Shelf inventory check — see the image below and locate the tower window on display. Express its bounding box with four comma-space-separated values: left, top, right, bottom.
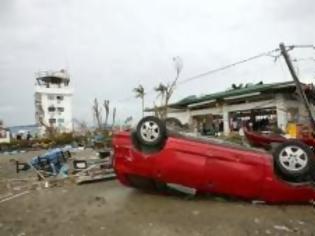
56, 96, 64, 101
49, 118, 56, 124
48, 106, 56, 112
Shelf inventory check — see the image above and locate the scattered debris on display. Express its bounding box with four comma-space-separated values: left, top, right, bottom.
254, 218, 260, 224
297, 220, 305, 225
192, 210, 200, 216
273, 225, 292, 232
13, 147, 116, 186
0, 190, 30, 204
94, 196, 107, 204
73, 159, 116, 184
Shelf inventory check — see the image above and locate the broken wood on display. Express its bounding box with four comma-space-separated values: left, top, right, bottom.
0, 190, 30, 204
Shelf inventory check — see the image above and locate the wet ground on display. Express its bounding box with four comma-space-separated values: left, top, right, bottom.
1, 150, 315, 236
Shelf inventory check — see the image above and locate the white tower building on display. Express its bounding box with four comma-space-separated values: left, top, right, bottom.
35, 69, 73, 135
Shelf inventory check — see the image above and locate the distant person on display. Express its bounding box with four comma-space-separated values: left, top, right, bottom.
26, 132, 32, 140
232, 118, 238, 131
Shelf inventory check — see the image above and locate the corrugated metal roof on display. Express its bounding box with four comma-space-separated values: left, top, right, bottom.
172, 81, 296, 107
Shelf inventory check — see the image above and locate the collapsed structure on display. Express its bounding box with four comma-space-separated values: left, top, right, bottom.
34, 69, 73, 135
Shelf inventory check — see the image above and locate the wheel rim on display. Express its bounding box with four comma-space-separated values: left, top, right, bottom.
279, 145, 308, 172
140, 120, 160, 143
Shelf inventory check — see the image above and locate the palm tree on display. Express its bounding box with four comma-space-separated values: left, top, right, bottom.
154, 57, 183, 119
92, 98, 103, 130
154, 83, 168, 119
103, 100, 110, 127
133, 84, 145, 117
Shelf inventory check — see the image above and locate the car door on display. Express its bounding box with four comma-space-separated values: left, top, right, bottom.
203, 143, 267, 199
154, 138, 208, 189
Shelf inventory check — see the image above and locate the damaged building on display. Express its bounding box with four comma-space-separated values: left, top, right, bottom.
157, 81, 315, 135
34, 69, 73, 135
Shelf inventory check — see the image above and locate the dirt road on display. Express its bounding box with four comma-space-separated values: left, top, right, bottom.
0, 150, 315, 236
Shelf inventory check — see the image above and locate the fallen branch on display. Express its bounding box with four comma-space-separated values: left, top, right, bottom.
0, 178, 30, 182
29, 163, 46, 181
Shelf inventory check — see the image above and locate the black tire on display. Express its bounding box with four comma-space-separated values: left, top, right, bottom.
131, 130, 162, 154
273, 140, 315, 182
136, 116, 167, 148
165, 117, 183, 130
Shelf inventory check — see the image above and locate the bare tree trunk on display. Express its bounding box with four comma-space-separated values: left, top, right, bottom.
164, 72, 180, 118
153, 103, 163, 119
92, 98, 102, 130
141, 98, 144, 117
112, 107, 116, 128
104, 100, 110, 127
154, 56, 183, 120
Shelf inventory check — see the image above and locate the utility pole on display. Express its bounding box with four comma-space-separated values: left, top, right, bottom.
279, 43, 315, 129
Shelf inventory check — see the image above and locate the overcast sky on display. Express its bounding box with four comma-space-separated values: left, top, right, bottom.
0, 0, 314, 126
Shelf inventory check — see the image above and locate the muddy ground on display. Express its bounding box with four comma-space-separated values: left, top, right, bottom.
0, 150, 315, 236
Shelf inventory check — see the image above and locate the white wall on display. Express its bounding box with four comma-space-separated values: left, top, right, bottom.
167, 109, 190, 125
35, 87, 73, 133
0, 131, 10, 143
153, 94, 309, 135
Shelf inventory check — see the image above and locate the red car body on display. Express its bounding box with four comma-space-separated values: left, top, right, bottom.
244, 129, 315, 149
113, 131, 315, 204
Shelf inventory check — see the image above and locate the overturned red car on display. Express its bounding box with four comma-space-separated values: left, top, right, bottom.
113, 116, 315, 204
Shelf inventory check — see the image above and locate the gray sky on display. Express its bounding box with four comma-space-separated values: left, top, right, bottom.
0, 0, 314, 126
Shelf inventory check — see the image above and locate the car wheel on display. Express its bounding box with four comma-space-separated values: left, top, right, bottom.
136, 116, 167, 148
165, 117, 183, 130
273, 140, 315, 181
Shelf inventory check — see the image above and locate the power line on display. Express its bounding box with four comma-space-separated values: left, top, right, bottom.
177, 44, 314, 86
292, 57, 315, 63
114, 44, 315, 104
289, 44, 315, 50
116, 48, 280, 103
177, 48, 280, 85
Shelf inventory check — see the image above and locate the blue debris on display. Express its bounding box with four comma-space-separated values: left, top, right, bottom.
30, 148, 68, 176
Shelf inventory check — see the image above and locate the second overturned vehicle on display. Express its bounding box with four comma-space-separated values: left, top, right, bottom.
113, 116, 315, 204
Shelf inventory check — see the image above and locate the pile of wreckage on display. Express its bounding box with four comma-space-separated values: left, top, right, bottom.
0, 147, 116, 203
15, 147, 116, 185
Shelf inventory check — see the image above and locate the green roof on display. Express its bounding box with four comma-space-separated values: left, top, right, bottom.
172, 81, 297, 108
